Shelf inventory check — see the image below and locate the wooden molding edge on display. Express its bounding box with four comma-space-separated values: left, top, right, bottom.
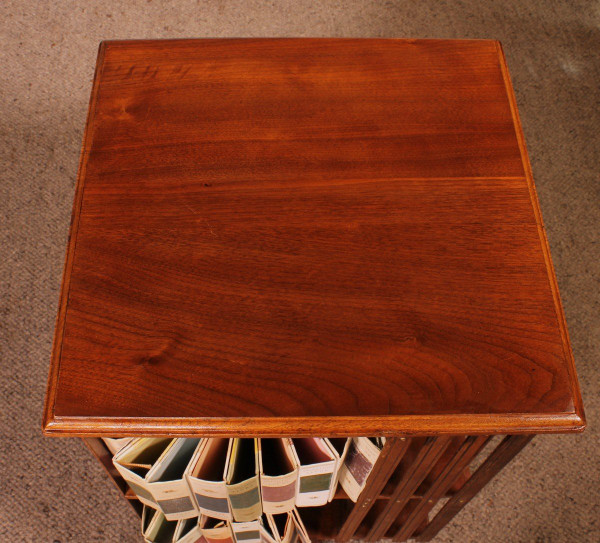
495, 40, 586, 431
43, 412, 585, 438
41, 41, 108, 435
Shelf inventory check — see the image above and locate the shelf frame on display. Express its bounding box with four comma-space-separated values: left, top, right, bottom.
83, 433, 533, 542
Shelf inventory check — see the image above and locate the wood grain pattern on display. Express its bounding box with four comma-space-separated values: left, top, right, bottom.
43, 38, 584, 437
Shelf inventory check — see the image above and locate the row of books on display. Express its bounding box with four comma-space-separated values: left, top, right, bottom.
142, 506, 310, 543
109, 437, 385, 523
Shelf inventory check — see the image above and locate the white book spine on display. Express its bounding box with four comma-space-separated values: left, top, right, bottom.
202, 522, 235, 543
149, 479, 198, 521
337, 437, 382, 502
295, 462, 336, 507
187, 477, 233, 521
232, 520, 262, 543
261, 469, 298, 514
113, 463, 157, 507
227, 475, 262, 522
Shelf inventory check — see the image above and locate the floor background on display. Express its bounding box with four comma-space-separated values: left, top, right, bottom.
1, 1, 598, 541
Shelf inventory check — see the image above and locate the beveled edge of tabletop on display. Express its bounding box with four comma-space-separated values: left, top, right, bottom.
42, 39, 586, 438
42, 412, 585, 438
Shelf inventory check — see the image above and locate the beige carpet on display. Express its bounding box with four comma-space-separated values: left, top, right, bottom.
1, 1, 598, 541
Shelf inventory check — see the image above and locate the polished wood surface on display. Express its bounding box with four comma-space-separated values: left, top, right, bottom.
44, 39, 584, 436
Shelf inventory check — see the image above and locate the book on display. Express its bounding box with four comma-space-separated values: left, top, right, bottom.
290, 439, 337, 507
200, 516, 235, 543
258, 515, 278, 543
225, 438, 262, 521
144, 438, 201, 520
113, 438, 173, 507
141, 505, 178, 543
324, 438, 351, 500
289, 509, 310, 543
258, 439, 298, 514
337, 437, 385, 502
265, 513, 294, 543
142, 505, 154, 535
102, 437, 133, 455
173, 517, 206, 543
187, 438, 233, 520
231, 520, 262, 543
265, 510, 310, 543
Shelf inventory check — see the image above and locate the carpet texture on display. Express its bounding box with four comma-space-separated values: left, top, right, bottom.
1, 1, 598, 541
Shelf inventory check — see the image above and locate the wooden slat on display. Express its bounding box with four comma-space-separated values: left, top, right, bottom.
337, 438, 410, 542
365, 436, 452, 541
418, 434, 533, 541
124, 488, 138, 500
394, 435, 489, 541
82, 438, 143, 517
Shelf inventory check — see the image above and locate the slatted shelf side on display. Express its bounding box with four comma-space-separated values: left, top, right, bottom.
81, 434, 534, 542
393, 435, 489, 541
417, 434, 534, 541
365, 437, 452, 541
82, 437, 143, 517
336, 438, 411, 542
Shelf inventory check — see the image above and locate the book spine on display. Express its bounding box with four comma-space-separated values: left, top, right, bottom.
187, 478, 232, 521
227, 475, 262, 522
231, 520, 262, 543
151, 479, 198, 520
338, 438, 380, 502
295, 464, 335, 507
202, 526, 235, 543
261, 471, 297, 514
114, 464, 157, 507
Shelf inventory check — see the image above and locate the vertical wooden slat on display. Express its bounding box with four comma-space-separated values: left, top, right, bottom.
417, 434, 533, 541
82, 438, 143, 517
393, 435, 489, 541
365, 436, 452, 541
337, 437, 411, 542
